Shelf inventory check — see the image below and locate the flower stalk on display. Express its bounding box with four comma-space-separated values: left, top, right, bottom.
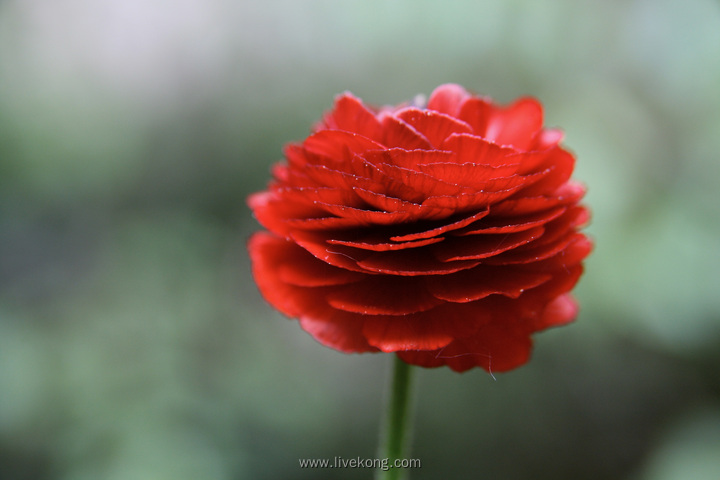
377, 355, 416, 480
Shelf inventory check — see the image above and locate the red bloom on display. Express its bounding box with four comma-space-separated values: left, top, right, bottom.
248, 84, 591, 373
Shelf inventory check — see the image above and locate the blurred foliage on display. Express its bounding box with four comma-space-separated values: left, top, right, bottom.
1, 0, 719, 479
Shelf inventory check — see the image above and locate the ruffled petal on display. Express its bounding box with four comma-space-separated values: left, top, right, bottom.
357, 248, 480, 276
277, 186, 364, 209
531, 128, 564, 150
416, 161, 520, 187
397, 322, 533, 373
319, 92, 384, 142
425, 265, 552, 303
327, 234, 444, 252
300, 159, 426, 206
426, 83, 471, 117
516, 147, 576, 196
396, 108, 474, 147
381, 115, 433, 149
514, 234, 593, 273
362, 302, 490, 352
248, 232, 314, 318
457, 97, 495, 137
366, 148, 454, 170
363, 316, 454, 352
483, 231, 580, 265
313, 201, 415, 225
532, 294, 578, 330
248, 190, 333, 235
376, 163, 472, 198
512, 265, 584, 314
489, 196, 558, 216
419, 176, 541, 210
291, 230, 372, 273
299, 312, 378, 353
277, 247, 365, 287
432, 226, 545, 262
249, 233, 374, 352
389, 208, 490, 242
326, 276, 443, 315
455, 207, 566, 235
483, 97, 544, 150
351, 186, 447, 219
302, 130, 384, 168
441, 133, 519, 168
283, 216, 366, 230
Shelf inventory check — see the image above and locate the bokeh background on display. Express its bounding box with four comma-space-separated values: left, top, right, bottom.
1, 0, 719, 479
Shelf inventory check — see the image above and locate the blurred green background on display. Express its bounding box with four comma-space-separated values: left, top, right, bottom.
1, 0, 719, 479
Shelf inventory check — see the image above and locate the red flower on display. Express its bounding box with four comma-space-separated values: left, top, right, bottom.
248, 84, 591, 373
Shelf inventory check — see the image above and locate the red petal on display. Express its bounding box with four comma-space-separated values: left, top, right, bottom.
327, 234, 444, 252
299, 312, 378, 353
516, 265, 584, 311
417, 161, 520, 187
533, 294, 578, 330
381, 115, 433, 149
390, 208, 490, 242
361, 302, 489, 352
277, 248, 365, 287
425, 265, 552, 302
455, 207, 566, 235
302, 161, 428, 205
530, 206, 588, 245
354, 188, 464, 221
396, 108, 474, 147
483, 231, 580, 265
291, 230, 372, 273
397, 322, 533, 373
249, 234, 372, 353
432, 226, 544, 262
319, 92, 384, 142
302, 130, 384, 167
357, 248, 480, 276
375, 162, 471, 198
516, 234, 592, 272
484, 97, 544, 150
327, 277, 443, 315
313, 201, 415, 225
441, 133, 519, 167
283, 144, 309, 170
516, 148, 576, 196
301, 161, 365, 189
394, 351, 446, 369
368, 148, 454, 170
531, 128, 564, 150
555, 181, 587, 204
420, 172, 544, 210
283, 216, 365, 230
248, 191, 332, 235
427, 83, 471, 116
490, 195, 566, 216
277, 186, 364, 209
363, 316, 454, 351
350, 186, 429, 215
457, 97, 495, 137
249, 232, 312, 318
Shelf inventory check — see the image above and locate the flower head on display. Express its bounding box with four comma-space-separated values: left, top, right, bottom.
248, 84, 591, 373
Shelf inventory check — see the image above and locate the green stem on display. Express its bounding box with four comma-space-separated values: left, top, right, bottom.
376, 355, 416, 480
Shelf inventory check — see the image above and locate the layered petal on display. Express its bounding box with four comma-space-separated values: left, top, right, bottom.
247, 84, 591, 373
426, 83, 471, 117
